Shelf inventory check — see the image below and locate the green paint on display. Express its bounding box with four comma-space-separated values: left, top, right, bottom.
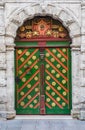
15, 41, 71, 115
45, 47, 71, 114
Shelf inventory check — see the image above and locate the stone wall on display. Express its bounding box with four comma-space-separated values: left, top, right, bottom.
0, 0, 85, 120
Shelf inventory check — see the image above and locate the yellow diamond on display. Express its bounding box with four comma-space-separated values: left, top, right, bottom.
51, 58, 55, 62
25, 52, 30, 56
29, 104, 33, 108
51, 92, 55, 96
46, 76, 51, 81
62, 69, 66, 73
20, 91, 24, 96
56, 64, 61, 68
34, 65, 38, 69
52, 102, 56, 107
18, 50, 22, 54
32, 56, 36, 60
62, 80, 66, 84
62, 49, 66, 52
46, 64, 50, 69
28, 61, 32, 65
46, 98, 50, 102
57, 86, 61, 90
18, 70, 22, 75
27, 84, 31, 88
61, 58, 65, 62
56, 74, 60, 78
51, 70, 55, 74
20, 57, 24, 62
24, 65, 28, 68
27, 95, 31, 99
57, 54, 61, 58
20, 102, 25, 106
56, 97, 61, 102
46, 86, 50, 91
34, 99, 37, 104
52, 49, 56, 53
62, 102, 66, 106
46, 53, 50, 57
22, 77, 26, 82
63, 91, 67, 96
35, 88, 39, 92
52, 82, 56, 86
34, 76, 38, 81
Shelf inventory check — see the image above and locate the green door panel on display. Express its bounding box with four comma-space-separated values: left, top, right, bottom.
15, 48, 40, 114
45, 48, 71, 114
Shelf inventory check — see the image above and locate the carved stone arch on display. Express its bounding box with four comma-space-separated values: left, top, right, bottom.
6, 5, 80, 42
5, 4, 81, 119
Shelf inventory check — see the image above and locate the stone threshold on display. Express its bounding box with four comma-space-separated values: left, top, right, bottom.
15, 115, 72, 119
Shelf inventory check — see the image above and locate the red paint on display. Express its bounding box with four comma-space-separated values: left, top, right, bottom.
40, 95, 45, 114
38, 42, 46, 47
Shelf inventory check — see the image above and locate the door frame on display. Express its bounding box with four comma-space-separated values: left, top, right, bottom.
15, 39, 72, 115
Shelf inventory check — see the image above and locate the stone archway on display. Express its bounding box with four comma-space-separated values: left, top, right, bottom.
5, 4, 81, 119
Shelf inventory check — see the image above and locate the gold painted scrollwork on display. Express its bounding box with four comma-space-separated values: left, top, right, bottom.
17, 17, 69, 39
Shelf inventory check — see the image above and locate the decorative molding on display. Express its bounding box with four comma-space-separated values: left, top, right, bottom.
6, 4, 80, 43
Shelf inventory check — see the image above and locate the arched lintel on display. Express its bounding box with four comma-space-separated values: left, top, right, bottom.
5, 5, 80, 46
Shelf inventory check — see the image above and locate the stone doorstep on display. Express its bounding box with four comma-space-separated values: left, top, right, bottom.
15, 115, 72, 120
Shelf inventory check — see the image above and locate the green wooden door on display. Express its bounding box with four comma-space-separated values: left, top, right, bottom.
15, 41, 71, 115
45, 47, 71, 114
15, 48, 40, 114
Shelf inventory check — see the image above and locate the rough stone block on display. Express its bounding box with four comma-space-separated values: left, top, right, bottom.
80, 110, 85, 120
71, 109, 80, 119
69, 23, 80, 37
80, 53, 85, 66
0, 87, 7, 103
81, 44, 85, 52
0, 53, 6, 69
0, 45, 6, 52
0, 26, 5, 35
81, 35, 85, 44
80, 87, 85, 103
6, 22, 18, 38
0, 71, 6, 87
72, 36, 81, 47
0, 104, 6, 111
5, 36, 14, 45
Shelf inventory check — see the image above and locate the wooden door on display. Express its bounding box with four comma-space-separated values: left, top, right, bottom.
15, 41, 71, 115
